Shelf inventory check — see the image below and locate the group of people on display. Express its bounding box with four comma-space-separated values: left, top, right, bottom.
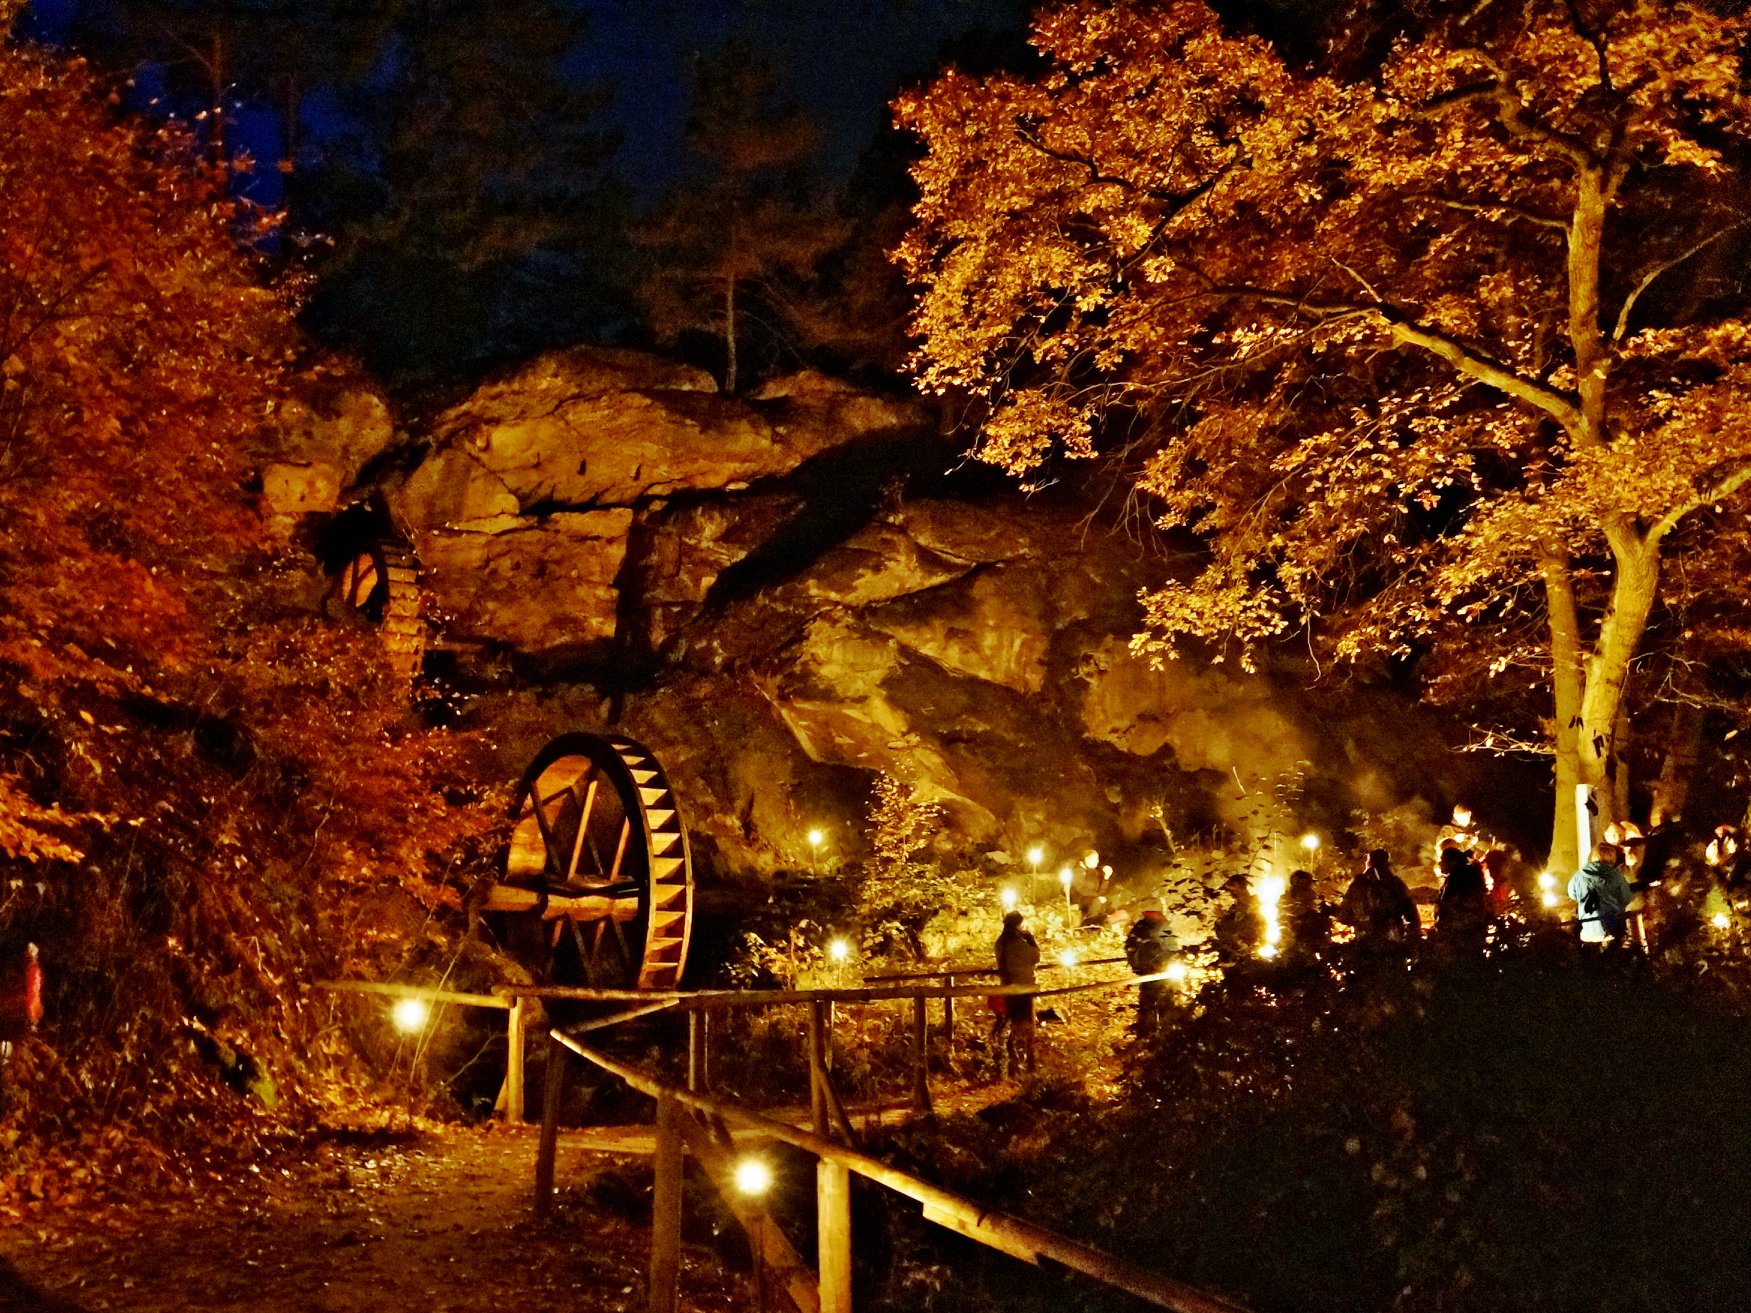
982, 810, 1740, 1074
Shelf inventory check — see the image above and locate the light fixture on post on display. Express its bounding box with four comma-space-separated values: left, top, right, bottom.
1058, 865, 1074, 912
827, 937, 852, 964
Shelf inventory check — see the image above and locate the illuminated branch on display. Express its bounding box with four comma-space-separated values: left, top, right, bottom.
1612, 221, 1751, 344
1648, 463, 1751, 545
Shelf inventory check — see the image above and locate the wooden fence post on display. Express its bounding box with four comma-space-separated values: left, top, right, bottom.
535, 1032, 567, 1217
504, 998, 526, 1124
817, 1159, 853, 1313
910, 994, 932, 1115
649, 1094, 684, 1313
687, 1011, 701, 1093
808, 1000, 830, 1136
942, 974, 955, 1066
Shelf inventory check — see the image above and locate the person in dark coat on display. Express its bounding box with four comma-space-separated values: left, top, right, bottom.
991, 911, 1040, 1075
1435, 844, 1490, 945
1284, 869, 1332, 963
1340, 849, 1421, 947
1211, 874, 1261, 965
1124, 905, 1179, 1037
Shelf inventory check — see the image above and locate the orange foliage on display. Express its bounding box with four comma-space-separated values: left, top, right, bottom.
0, 45, 496, 1162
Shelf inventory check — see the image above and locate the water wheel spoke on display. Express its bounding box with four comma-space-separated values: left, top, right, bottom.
567, 776, 599, 881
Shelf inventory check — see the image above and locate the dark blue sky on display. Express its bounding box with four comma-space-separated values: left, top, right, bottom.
24, 0, 1033, 196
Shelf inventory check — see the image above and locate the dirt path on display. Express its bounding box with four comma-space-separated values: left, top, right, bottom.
0, 1126, 742, 1313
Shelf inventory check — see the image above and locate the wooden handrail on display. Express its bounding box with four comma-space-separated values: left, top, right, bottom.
318, 979, 512, 1010
497, 970, 1172, 1008
862, 955, 1126, 983
553, 1032, 1250, 1313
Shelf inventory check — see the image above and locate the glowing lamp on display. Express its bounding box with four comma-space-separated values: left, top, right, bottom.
1264, 922, 1282, 945
1540, 890, 1559, 908
806, 827, 825, 849
827, 938, 852, 963
733, 1156, 773, 1198
391, 997, 430, 1034
1258, 943, 1278, 959
1059, 866, 1074, 890
1164, 961, 1188, 983
1713, 912, 1732, 930
1027, 845, 1045, 867
1058, 949, 1079, 968
1000, 887, 1019, 912
1300, 833, 1321, 852
1537, 871, 1557, 890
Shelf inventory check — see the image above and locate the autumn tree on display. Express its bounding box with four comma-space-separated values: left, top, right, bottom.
639, 41, 845, 392
899, 0, 1751, 869
0, 43, 489, 1158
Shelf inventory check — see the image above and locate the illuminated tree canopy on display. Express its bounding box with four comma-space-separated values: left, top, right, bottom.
899, 0, 1751, 866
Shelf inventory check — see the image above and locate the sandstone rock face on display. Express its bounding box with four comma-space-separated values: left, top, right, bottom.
287, 346, 1522, 882
414, 509, 631, 654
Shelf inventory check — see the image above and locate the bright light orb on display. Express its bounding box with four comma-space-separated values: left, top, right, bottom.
827, 938, 852, 963
1058, 948, 1079, 968
1540, 890, 1560, 908
1713, 912, 1732, 930
1000, 887, 1019, 912
1027, 844, 1045, 866
733, 1156, 773, 1197
1537, 871, 1557, 890
1164, 961, 1189, 983
806, 827, 825, 849
1258, 943, 1278, 959
1058, 866, 1074, 889
391, 997, 430, 1034
1300, 833, 1321, 852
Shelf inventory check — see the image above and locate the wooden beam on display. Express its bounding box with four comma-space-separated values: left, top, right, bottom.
478, 886, 639, 921
503, 998, 526, 1124
911, 994, 932, 1116
807, 1001, 829, 1138
817, 1160, 852, 1313
535, 1033, 567, 1218
318, 979, 511, 1010
501, 971, 1174, 1009
649, 1094, 683, 1313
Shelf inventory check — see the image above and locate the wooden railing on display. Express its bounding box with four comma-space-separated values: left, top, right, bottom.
549, 1030, 1249, 1313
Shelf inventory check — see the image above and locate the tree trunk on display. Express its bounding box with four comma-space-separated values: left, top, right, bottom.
1573, 533, 1662, 846
1650, 701, 1704, 828
723, 225, 738, 394
1544, 549, 1585, 874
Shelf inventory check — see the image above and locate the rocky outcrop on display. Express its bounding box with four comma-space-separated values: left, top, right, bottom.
279, 346, 1525, 882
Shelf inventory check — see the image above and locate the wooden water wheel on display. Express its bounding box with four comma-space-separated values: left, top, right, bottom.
327, 537, 425, 679
482, 733, 694, 991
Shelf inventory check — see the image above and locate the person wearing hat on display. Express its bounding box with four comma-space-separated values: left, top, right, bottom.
991, 911, 1040, 1076
1124, 902, 1178, 1037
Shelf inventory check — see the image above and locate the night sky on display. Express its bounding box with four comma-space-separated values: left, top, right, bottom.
23, 0, 1035, 194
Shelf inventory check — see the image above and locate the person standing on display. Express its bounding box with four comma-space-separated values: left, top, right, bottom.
1435, 845, 1490, 946
1569, 842, 1636, 946
1284, 869, 1332, 963
1124, 904, 1178, 1038
1340, 849, 1421, 947
992, 911, 1040, 1076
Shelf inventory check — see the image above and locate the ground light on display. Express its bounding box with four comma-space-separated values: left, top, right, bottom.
391, 997, 430, 1035
1165, 961, 1188, 983
1059, 866, 1074, 911
734, 1157, 773, 1313
1058, 948, 1078, 968
1000, 886, 1018, 912
1300, 832, 1321, 852
1714, 912, 1732, 930
827, 937, 852, 963
806, 827, 825, 849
